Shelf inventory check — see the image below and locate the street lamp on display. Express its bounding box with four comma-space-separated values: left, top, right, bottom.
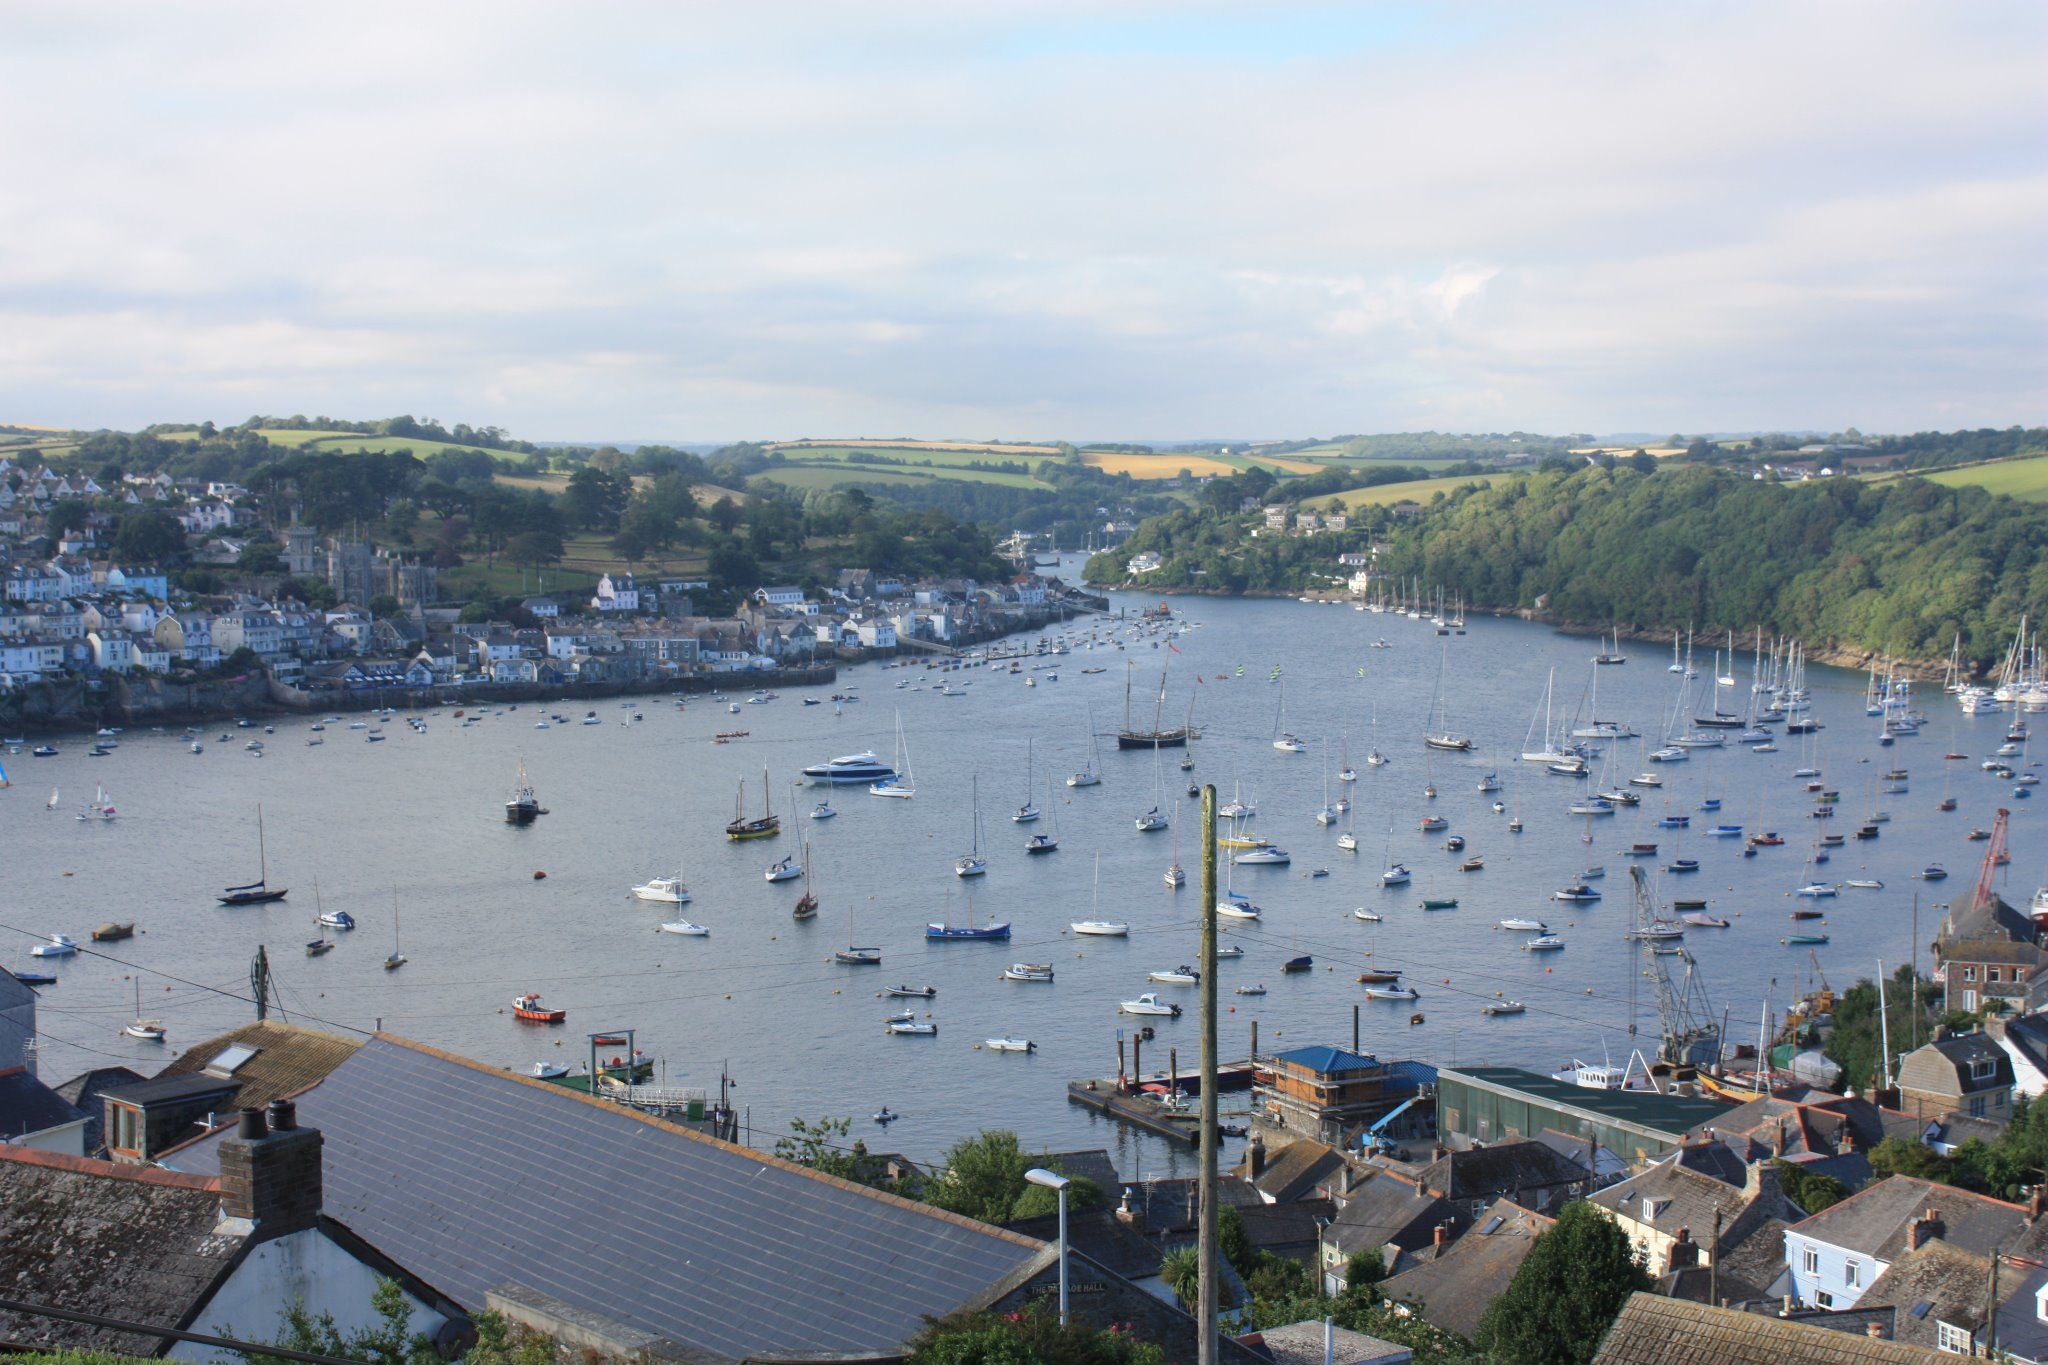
1026, 1168, 1073, 1325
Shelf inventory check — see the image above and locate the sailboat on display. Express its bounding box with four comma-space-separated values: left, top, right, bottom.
1365, 703, 1388, 767
46, 786, 58, 812
383, 891, 407, 970
122, 978, 165, 1042
1336, 733, 1356, 784
870, 710, 916, 797
1423, 647, 1473, 750
1067, 706, 1103, 786
726, 765, 782, 839
1073, 853, 1130, 934
794, 843, 819, 918
1013, 738, 1041, 822
218, 805, 288, 905
1379, 826, 1411, 885
1179, 699, 1197, 772
836, 897, 881, 964
1337, 781, 1359, 851
1521, 669, 1570, 763
1136, 744, 1169, 831
955, 777, 989, 876
1593, 628, 1626, 665
1026, 774, 1061, 853
1314, 764, 1339, 825
1165, 818, 1187, 886
926, 886, 1010, 939
1118, 665, 1190, 747
1271, 679, 1307, 753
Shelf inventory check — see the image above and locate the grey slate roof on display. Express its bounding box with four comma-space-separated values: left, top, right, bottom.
50, 1065, 143, 1154
1594, 1293, 1944, 1363
1246, 1319, 1413, 1364
1791, 1175, 2028, 1260
1418, 1139, 1588, 1202
1859, 1240, 1991, 1349
1249, 1138, 1345, 1203
0, 1144, 239, 1356
1379, 1197, 1550, 1341
164, 1034, 1050, 1359
1590, 1152, 1765, 1237
0, 1067, 87, 1142
1328, 1171, 1464, 1257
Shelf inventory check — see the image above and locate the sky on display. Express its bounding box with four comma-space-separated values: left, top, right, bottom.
1, 2, 2043, 443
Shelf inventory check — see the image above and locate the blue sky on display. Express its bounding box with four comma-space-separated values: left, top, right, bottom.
0, 1, 2041, 441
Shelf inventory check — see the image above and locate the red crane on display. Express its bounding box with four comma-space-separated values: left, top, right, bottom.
1973, 807, 2010, 915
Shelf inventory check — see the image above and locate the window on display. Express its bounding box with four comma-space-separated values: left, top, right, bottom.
1971, 1057, 1998, 1081
1845, 1259, 1861, 1289
1938, 1320, 1972, 1353
1815, 1291, 1834, 1309
1802, 1246, 1819, 1274
1964, 966, 1978, 982
1991, 967, 2005, 983
1970, 1095, 1986, 1118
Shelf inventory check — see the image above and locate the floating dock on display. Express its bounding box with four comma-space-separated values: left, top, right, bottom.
1066, 1059, 1259, 1146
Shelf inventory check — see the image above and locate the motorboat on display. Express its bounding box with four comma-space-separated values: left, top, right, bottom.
1657, 814, 1690, 829
1917, 865, 1949, 881
1681, 912, 1732, 928
1459, 855, 1485, 872
1282, 955, 1313, 973
30, 935, 78, 958
1421, 897, 1459, 910
1498, 918, 1548, 932
1364, 985, 1420, 1001
803, 751, 897, 785
1233, 845, 1290, 866
835, 946, 883, 964
512, 993, 566, 1024
1120, 993, 1182, 1016
1553, 883, 1602, 902
1796, 882, 1838, 898
985, 1038, 1035, 1053
318, 908, 355, 930
1482, 1001, 1526, 1016
1418, 814, 1448, 831
1353, 908, 1384, 922
1148, 966, 1200, 985
1215, 944, 1245, 959
1002, 962, 1056, 983
633, 876, 691, 904
1846, 878, 1884, 889
658, 917, 711, 936
1630, 772, 1663, 787
1071, 921, 1130, 936
886, 1020, 939, 1036
123, 1019, 167, 1041
91, 922, 134, 942
1234, 984, 1267, 996
1525, 934, 1566, 951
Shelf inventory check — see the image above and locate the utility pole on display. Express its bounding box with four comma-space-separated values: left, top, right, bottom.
1197, 781, 1219, 1365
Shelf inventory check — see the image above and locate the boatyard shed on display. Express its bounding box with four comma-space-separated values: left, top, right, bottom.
1436, 1067, 1727, 1163
164, 1034, 1055, 1360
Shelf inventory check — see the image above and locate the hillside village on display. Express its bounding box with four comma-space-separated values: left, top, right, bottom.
0, 455, 1089, 710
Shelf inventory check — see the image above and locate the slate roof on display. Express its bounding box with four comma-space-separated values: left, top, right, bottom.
162, 1034, 1050, 1359
1270, 1045, 1381, 1076
1418, 1139, 1587, 1202
1244, 1319, 1413, 1364
1590, 1152, 1769, 1237
0, 1144, 239, 1356
1593, 1292, 1945, 1363
1714, 1216, 1794, 1301
1859, 1240, 1991, 1349
51, 1065, 143, 1154
1379, 1197, 1551, 1341
0, 1066, 87, 1143
100, 1071, 244, 1107
1532, 1126, 1627, 1183
1789, 1175, 2028, 1261
1250, 1138, 1346, 1203
1328, 1171, 1464, 1257
1005, 1205, 1161, 1281
154, 1018, 363, 1112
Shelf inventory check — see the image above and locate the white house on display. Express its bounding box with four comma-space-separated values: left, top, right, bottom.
590, 573, 641, 613
1126, 551, 1163, 575
753, 585, 806, 609
855, 621, 897, 650
1782, 1176, 2028, 1311
86, 630, 136, 673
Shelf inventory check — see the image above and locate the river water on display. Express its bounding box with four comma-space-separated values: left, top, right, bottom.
6, 562, 2030, 1172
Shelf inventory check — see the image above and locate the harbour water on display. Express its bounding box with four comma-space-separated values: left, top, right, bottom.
6, 565, 2031, 1169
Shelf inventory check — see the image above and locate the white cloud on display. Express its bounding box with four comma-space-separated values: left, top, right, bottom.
0, 1, 2040, 438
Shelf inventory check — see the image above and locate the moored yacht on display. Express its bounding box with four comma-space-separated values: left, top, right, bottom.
802, 751, 897, 785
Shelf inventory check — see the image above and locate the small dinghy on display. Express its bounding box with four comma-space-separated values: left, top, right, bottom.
305, 938, 334, 956
887, 984, 938, 998
1682, 911, 1732, 928
872, 1108, 900, 1124
1482, 1000, 1525, 1016
1003, 963, 1055, 982
886, 1020, 938, 1036
1459, 855, 1485, 872
1235, 983, 1267, 996
1365, 985, 1420, 1001
1353, 908, 1384, 922
527, 1061, 569, 1080
985, 1037, 1035, 1053
1281, 955, 1313, 973
1498, 918, 1547, 932
1846, 878, 1884, 890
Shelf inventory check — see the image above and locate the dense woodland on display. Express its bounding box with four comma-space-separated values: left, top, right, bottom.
1092, 464, 2048, 666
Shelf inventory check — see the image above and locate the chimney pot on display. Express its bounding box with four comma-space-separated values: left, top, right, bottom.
1248, 1135, 1266, 1179
1866, 1322, 1887, 1339
236, 1107, 267, 1140
267, 1098, 295, 1131
1780, 1294, 1793, 1318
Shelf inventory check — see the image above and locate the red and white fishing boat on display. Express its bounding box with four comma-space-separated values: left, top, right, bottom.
512, 992, 566, 1024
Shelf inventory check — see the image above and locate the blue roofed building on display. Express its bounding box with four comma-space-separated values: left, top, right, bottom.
1255, 1045, 1437, 1146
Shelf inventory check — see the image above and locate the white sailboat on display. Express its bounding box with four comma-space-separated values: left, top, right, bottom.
1165, 817, 1186, 887
955, 777, 988, 877
1067, 705, 1103, 787
869, 709, 916, 797
1423, 647, 1473, 750
1013, 738, 1041, 822
1072, 854, 1130, 935
1271, 679, 1307, 753
1365, 703, 1388, 767
1521, 668, 1571, 763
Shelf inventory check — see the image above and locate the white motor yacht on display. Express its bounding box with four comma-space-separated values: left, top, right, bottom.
632, 876, 691, 904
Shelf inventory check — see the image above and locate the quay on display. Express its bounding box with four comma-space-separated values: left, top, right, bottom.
1067, 1058, 1258, 1147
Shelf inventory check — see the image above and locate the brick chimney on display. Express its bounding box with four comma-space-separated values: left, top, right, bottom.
1432, 1221, 1452, 1253
1247, 1135, 1266, 1180
1668, 1226, 1699, 1270
2031, 1186, 2045, 1223
1115, 1186, 1143, 1229
1907, 1208, 1946, 1251
1743, 1156, 1780, 1204
218, 1099, 323, 1237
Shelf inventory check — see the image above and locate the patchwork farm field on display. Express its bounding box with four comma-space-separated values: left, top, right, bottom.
1333, 472, 1509, 508
1920, 456, 2048, 503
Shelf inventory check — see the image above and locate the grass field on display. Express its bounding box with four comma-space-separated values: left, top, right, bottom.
754, 463, 1049, 491
1333, 472, 1509, 509
151, 427, 536, 462
768, 438, 1063, 456
1920, 456, 2048, 502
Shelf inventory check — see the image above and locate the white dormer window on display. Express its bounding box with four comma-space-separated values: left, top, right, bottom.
1938, 1321, 1972, 1353
1642, 1196, 1669, 1223
1971, 1057, 1997, 1081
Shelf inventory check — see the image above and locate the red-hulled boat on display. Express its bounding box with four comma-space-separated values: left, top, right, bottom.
512, 992, 565, 1024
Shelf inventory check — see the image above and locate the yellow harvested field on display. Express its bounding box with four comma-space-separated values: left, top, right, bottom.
1247, 455, 1323, 475
1083, 452, 1238, 478
1570, 445, 1686, 458
1334, 473, 1508, 508
769, 438, 1063, 455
